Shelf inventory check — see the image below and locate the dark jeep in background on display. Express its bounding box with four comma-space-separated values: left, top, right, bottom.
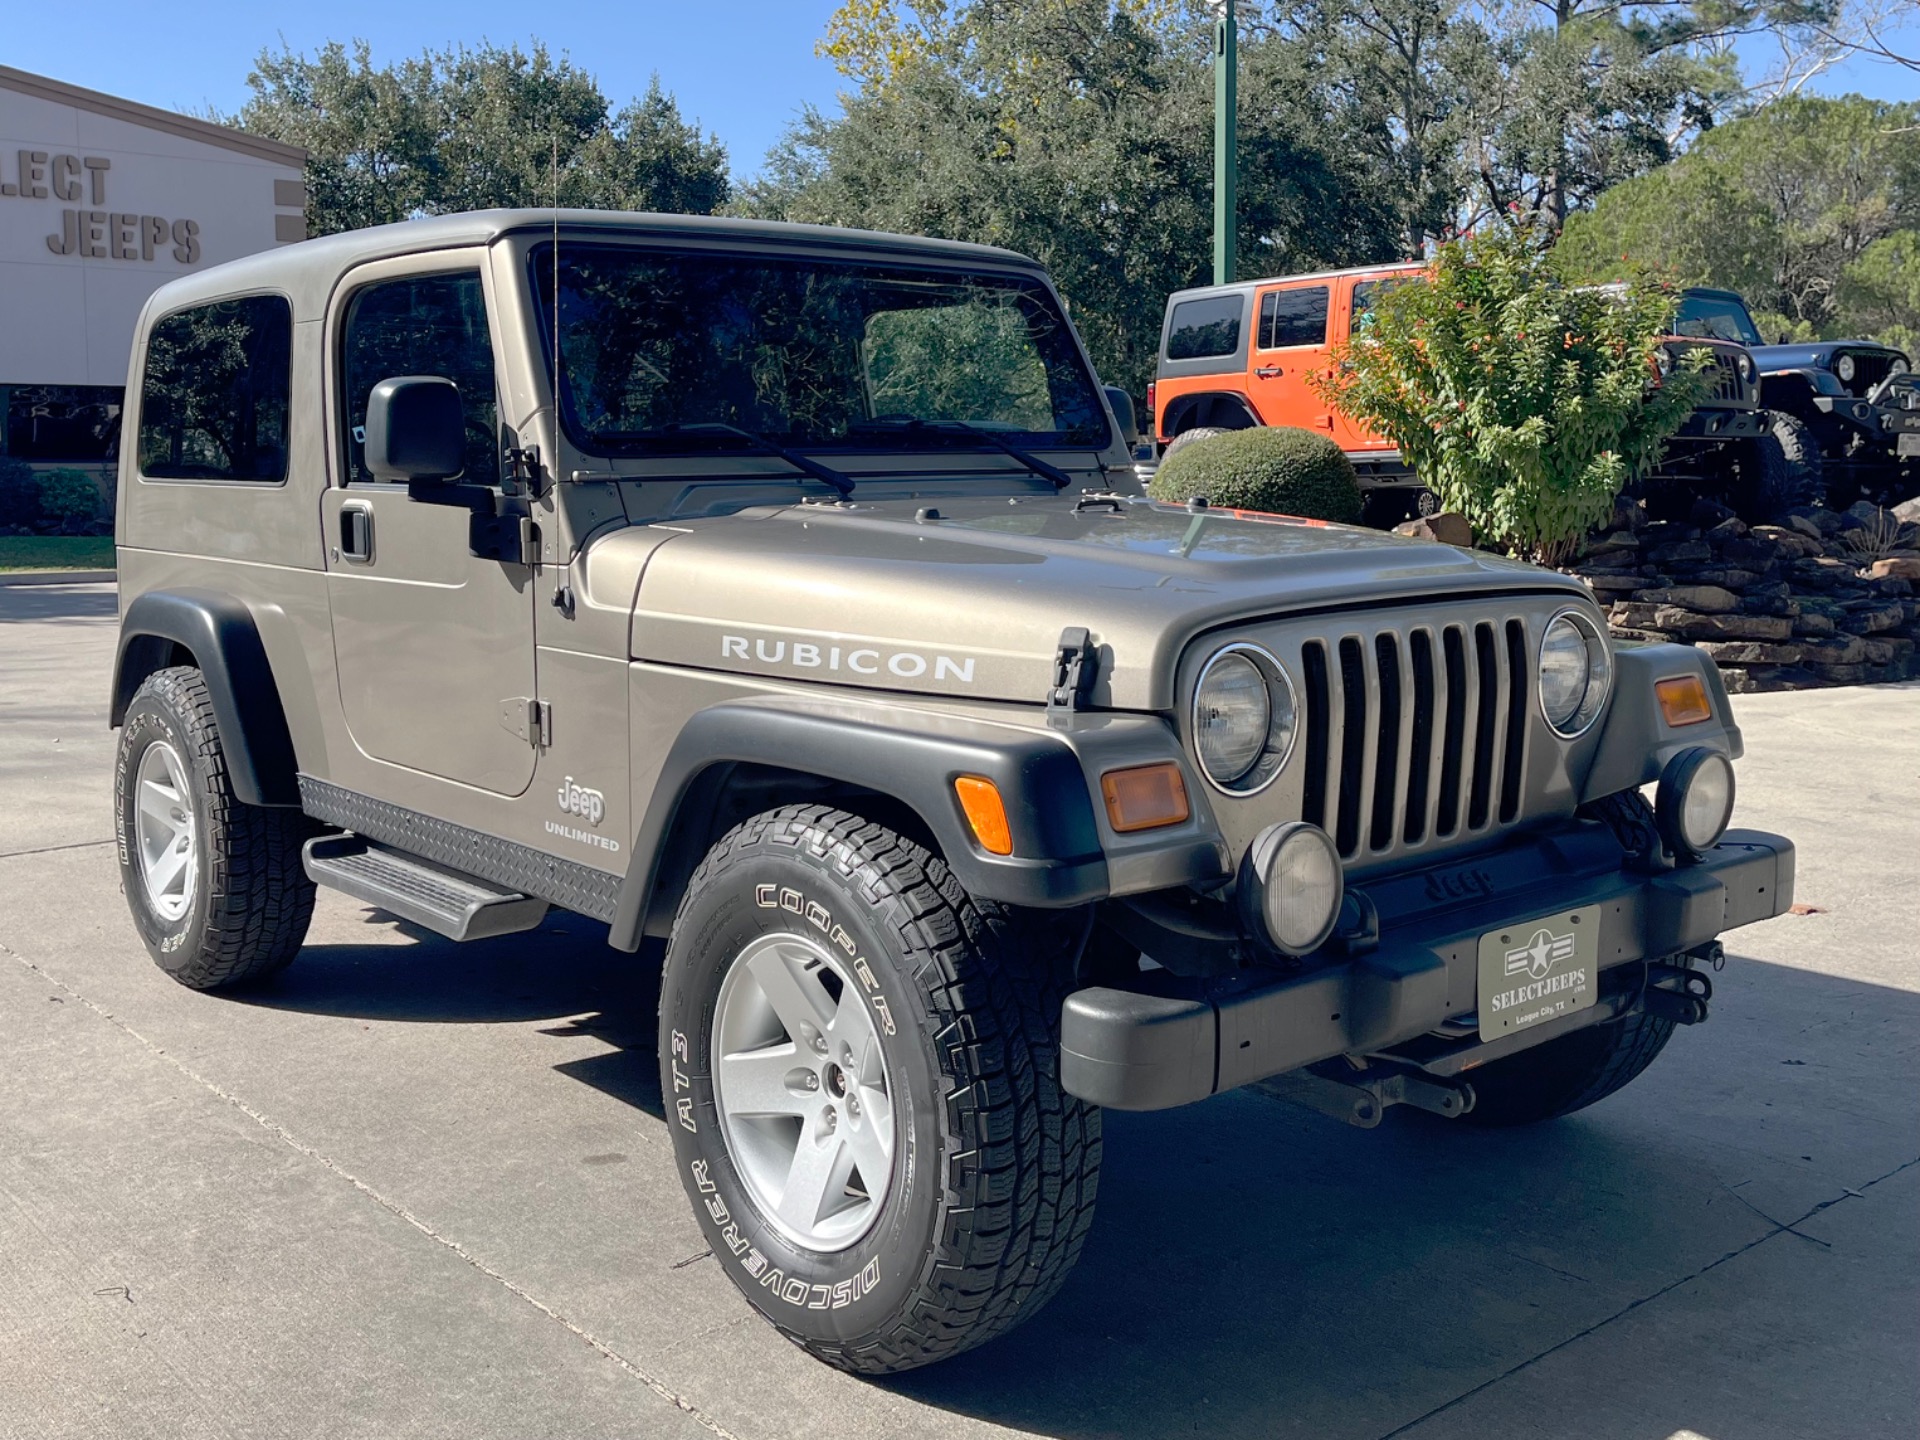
1676, 287, 1920, 507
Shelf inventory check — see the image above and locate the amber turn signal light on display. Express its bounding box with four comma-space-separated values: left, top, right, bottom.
1655, 674, 1713, 727
953, 776, 1014, 855
1101, 763, 1191, 834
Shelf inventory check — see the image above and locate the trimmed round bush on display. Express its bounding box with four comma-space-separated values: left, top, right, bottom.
1149, 426, 1363, 525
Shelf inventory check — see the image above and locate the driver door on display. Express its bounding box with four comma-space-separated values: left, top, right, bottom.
322, 252, 539, 798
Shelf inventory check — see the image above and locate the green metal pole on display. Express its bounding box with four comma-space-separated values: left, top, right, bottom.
1213, 0, 1237, 286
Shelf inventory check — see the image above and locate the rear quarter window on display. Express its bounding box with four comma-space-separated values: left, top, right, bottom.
1258, 287, 1329, 348
138, 295, 293, 482
1166, 296, 1244, 361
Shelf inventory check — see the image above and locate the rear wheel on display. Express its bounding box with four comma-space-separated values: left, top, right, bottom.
658, 805, 1100, 1373
1161, 424, 1227, 461
1767, 413, 1825, 512
1459, 1008, 1676, 1127
1730, 430, 1816, 522
114, 666, 314, 989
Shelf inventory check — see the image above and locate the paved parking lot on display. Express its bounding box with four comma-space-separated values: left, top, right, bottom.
2, 582, 1915, 1440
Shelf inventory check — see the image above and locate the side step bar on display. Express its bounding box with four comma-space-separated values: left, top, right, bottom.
303, 835, 548, 941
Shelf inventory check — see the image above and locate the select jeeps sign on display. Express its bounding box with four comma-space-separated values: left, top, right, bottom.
2, 150, 201, 263
1475, 907, 1598, 1041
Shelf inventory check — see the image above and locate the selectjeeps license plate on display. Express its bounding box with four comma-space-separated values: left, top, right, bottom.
1477, 908, 1598, 1042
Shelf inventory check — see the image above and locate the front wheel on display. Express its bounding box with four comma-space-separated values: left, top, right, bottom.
658, 805, 1100, 1373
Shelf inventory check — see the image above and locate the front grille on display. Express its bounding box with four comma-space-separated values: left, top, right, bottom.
1839, 350, 1898, 399
1300, 616, 1530, 861
1704, 350, 1750, 405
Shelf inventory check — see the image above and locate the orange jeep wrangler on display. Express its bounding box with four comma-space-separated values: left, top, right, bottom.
1151, 265, 1775, 522
1150, 263, 1423, 510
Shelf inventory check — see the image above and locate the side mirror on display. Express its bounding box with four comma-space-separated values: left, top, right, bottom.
365, 376, 465, 484
1103, 385, 1140, 449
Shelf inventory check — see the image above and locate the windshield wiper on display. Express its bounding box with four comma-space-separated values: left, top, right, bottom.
852, 418, 1074, 490
589, 421, 855, 496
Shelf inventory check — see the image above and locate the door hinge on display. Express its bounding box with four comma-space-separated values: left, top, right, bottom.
470, 513, 540, 566
1048, 627, 1097, 713
504, 444, 544, 497
498, 698, 551, 747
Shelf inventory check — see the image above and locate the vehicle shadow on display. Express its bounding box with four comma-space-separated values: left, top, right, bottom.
237, 921, 1918, 1440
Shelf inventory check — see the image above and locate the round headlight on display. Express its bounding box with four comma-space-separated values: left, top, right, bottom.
1738, 352, 1756, 382
1654, 348, 1674, 376
1656, 747, 1736, 858
1240, 822, 1344, 957
1537, 611, 1612, 737
1192, 644, 1298, 793
1836, 353, 1856, 383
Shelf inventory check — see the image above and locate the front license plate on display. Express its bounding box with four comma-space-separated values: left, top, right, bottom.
1477, 908, 1598, 1042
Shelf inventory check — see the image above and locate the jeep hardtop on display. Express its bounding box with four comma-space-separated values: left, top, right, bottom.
111, 209, 1793, 1373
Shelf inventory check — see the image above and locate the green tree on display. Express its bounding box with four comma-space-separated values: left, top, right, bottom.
1556, 94, 1920, 340
752, 0, 1394, 397
1312, 223, 1705, 563
228, 41, 730, 235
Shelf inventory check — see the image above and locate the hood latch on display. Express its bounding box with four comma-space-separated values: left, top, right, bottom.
1048, 627, 1097, 713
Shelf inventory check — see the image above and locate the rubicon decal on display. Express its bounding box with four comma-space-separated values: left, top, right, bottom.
721, 634, 975, 684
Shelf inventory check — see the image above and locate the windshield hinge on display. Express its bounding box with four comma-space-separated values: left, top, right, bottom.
1048, 627, 1097, 713
504, 445, 544, 498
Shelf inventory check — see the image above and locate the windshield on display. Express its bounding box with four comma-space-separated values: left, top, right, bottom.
531, 244, 1109, 455
1674, 292, 1763, 346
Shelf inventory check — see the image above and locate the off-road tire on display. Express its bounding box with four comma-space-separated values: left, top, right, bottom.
658, 805, 1100, 1374
114, 666, 315, 989
1766, 413, 1825, 512
1459, 1008, 1676, 1127
1731, 430, 1816, 522
1161, 424, 1226, 461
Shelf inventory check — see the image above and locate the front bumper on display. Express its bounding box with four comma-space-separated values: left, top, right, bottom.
1061, 824, 1794, 1110
1670, 406, 1766, 442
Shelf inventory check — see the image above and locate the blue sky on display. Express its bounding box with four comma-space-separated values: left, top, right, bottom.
8, 2, 1915, 181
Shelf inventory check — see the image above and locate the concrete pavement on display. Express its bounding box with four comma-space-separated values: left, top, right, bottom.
1, 583, 1915, 1440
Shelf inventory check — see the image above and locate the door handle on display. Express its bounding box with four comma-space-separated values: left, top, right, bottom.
339, 503, 374, 563
1254, 365, 1284, 379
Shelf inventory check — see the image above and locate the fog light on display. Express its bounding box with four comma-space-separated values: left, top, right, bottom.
1656, 748, 1736, 859
1239, 822, 1343, 957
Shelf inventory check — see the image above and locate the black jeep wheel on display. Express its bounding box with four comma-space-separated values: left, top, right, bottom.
658, 805, 1100, 1374
1730, 430, 1816, 522
1458, 1009, 1676, 1127
114, 666, 315, 990
1767, 413, 1825, 512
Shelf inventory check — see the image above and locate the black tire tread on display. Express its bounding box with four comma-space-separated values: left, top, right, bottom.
674, 804, 1100, 1373
1461, 1006, 1676, 1127
123, 666, 314, 989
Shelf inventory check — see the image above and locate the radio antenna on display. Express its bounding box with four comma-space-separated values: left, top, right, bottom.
551, 135, 561, 386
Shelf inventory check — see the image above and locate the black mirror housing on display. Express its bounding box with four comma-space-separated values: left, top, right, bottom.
1103, 385, 1140, 449
365, 376, 465, 483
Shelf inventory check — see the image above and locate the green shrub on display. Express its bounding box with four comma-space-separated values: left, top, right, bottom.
1148, 426, 1363, 524
0, 456, 40, 534
37, 469, 102, 535
1311, 222, 1706, 565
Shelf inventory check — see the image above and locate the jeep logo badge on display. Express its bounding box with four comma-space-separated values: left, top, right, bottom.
557, 776, 606, 827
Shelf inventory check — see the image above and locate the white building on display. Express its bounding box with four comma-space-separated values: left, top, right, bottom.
0, 65, 306, 474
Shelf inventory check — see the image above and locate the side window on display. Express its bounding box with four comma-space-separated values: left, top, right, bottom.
1257, 286, 1329, 349
340, 272, 499, 486
1166, 296, 1243, 361
138, 296, 292, 482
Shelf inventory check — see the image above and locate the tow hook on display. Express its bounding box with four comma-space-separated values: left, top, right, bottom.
1644, 958, 1714, 1025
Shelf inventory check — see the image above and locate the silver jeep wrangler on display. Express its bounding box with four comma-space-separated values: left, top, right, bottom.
110, 210, 1794, 1373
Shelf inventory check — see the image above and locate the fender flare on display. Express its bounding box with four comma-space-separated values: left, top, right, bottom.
607, 697, 1111, 951
1161, 390, 1263, 437
110, 589, 301, 807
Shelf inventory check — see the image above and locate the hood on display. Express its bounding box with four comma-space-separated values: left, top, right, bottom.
1751, 340, 1910, 371
617, 496, 1588, 711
